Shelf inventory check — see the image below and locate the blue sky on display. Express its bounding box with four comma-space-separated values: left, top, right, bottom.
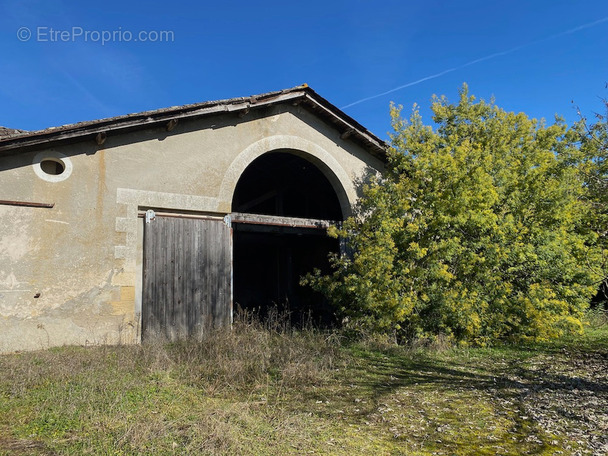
1, 0, 607, 140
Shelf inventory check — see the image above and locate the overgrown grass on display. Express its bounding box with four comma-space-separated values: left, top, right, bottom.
1, 310, 606, 455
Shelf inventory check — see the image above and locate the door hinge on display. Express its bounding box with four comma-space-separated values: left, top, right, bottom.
145, 209, 156, 224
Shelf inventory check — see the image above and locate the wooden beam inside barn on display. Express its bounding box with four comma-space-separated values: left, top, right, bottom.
229, 212, 334, 230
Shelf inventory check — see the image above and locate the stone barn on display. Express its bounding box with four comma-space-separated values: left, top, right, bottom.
0, 85, 386, 353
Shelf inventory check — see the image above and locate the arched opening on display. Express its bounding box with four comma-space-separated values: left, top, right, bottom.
232, 151, 343, 326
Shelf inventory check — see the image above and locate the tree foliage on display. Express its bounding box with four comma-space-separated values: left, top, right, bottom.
307, 86, 601, 345
576, 94, 608, 305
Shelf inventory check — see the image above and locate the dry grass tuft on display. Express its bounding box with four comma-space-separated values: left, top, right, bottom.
141, 307, 341, 394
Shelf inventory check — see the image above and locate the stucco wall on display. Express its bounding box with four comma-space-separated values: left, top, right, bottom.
0, 104, 384, 352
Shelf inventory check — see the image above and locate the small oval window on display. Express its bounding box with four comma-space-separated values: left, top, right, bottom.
40, 158, 66, 176
33, 151, 73, 183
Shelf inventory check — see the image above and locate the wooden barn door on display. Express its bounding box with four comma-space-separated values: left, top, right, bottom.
142, 214, 232, 340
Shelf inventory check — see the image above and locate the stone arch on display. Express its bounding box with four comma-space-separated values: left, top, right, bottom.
218, 135, 356, 217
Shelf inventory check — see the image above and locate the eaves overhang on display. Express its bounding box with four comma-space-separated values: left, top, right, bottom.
0, 85, 387, 161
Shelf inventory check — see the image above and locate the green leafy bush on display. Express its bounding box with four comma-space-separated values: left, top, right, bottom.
306, 86, 601, 345
576, 94, 608, 306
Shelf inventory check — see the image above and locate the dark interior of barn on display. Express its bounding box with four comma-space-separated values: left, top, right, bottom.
231, 151, 343, 326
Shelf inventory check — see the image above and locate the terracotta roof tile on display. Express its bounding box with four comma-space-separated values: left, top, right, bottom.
0, 86, 386, 159
0, 127, 28, 138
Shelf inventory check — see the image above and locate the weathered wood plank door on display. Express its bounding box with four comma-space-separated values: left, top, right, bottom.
142, 215, 232, 340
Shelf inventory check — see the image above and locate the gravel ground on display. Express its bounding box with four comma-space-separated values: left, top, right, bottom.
495, 348, 608, 455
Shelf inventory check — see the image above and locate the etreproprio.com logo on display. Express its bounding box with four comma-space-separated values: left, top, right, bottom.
17, 26, 174, 45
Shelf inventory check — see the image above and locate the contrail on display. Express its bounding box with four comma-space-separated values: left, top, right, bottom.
341, 16, 608, 110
